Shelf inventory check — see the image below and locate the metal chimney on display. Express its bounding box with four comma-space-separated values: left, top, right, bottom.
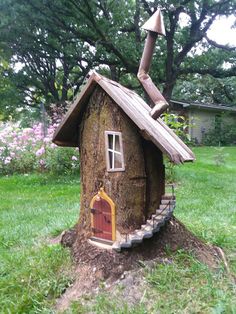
137, 9, 169, 119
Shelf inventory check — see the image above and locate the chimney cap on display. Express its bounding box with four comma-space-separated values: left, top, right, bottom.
141, 9, 166, 36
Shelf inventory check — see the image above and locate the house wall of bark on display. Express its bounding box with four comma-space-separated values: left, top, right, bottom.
78, 86, 165, 238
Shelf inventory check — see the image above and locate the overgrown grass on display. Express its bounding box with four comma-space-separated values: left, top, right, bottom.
1, 147, 236, 313
0, 174, 79, 312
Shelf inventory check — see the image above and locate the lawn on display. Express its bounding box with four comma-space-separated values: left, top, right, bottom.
176, 147, 236, 258
0, 147, 236, 313
0, 174, 80, 312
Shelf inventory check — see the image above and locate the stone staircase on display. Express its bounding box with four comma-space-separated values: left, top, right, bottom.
112, 194, 176, 252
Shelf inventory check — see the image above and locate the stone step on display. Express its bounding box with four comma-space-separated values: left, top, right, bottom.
134, 229, 145, 236
120, 240, 132, 248
141, 223, 151, 230
143, 230, 153, 239
140, 225, 153, 239
135, 229, 153, 240
161, 194, 176, 200
161, 199, 176, 205
158, 204, 168, 211
129, 233, 143, 244
146, 219, 154, 226
133, 229, 146, 240
112, 196, 176, 252
153, 224, 162, 233
156, 208, 170, 215
146, 218, 164, 233
141, 224, 153, 232
112, 241, 121, 252
159, 205, 175, 213
151, 214, 164, 221
141, 224, 153, 231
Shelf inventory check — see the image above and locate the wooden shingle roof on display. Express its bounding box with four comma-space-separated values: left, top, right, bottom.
53, 72, 195, 164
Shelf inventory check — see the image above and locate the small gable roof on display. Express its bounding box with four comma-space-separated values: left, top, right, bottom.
53, 72, 195, 164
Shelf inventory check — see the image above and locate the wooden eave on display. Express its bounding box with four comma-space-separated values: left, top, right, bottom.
52, 72, 100, 147
53, 72, 195, 164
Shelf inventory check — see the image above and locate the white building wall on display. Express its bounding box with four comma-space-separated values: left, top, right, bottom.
189, 109, 236, 143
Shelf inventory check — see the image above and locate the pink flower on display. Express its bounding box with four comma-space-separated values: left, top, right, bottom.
71, 156, 78, 161
43, 137, 50, 143
50, 143, 56, 149
39, 159, 45, 165
4, 156, 12, 164
36, 146, 45, 157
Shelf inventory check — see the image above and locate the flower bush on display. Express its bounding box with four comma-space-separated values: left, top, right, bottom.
0, 121, 80, 176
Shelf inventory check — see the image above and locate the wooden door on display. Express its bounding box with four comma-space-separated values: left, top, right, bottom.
90, 188, 115, 241
91, 197, 113, 241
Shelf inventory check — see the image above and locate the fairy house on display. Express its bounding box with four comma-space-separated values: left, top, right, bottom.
53, 9, 195, 251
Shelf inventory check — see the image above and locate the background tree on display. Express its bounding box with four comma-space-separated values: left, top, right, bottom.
0, 0, 235, 119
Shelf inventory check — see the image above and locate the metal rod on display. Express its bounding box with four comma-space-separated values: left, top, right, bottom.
138, 32, 157, 76
137, 9, 169, 117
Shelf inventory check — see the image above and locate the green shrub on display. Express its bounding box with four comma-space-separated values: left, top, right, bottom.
203, 122, 236, 146
161, 112, 192, 183
161, 112, 192, 144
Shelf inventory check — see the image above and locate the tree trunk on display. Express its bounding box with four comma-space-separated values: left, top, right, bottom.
76, 86, 165, 243
77, 86, 148, 239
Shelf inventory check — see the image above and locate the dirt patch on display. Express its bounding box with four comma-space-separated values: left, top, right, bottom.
55, 216, 221, 312
67, 216, 220, 274
55, 265, 97, 312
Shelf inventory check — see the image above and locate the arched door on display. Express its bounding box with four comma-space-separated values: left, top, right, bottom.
90, 188, 115, 241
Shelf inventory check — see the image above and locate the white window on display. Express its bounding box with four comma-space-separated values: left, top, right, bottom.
105, 131, 125, 172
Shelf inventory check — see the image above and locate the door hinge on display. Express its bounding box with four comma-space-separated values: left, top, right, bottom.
92, 227, 103, 234
90, 208, 101, 214
90, 208, 96, 214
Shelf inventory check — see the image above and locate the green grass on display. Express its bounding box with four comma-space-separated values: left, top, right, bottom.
69, 252, 236, 314
0, 174, 79, 312
146, 252, 236, 314
69, 147, 236, 314
175, 147, 236, 273
0, 147, 236, 313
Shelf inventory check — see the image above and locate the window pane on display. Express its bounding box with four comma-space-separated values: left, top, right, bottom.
108, 151, 113, 169
108, 134, 113, 149
115, 135, 121, 152
105, 131, 124, 171
114, 152, 122, 169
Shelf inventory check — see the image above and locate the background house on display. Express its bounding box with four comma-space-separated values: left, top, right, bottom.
171, 100, 236, 144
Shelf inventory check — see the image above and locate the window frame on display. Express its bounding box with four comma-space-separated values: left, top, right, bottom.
105, 131, 125, 172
